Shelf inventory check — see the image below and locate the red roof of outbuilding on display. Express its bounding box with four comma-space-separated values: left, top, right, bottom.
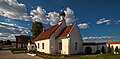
33, 24, 59, 41
98, 42, 120, 44
83, 42, 120, 45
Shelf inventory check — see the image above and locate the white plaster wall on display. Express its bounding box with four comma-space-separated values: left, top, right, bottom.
27, 43, 36, 50
49, 35, 56, 54
56, 38, 69, 54
82, 45, 98, 54
35, 39, 50, 54
50, 20, 66, 54
69, 24, 83, 54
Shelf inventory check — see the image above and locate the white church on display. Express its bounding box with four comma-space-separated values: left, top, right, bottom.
27, 11, 120, 55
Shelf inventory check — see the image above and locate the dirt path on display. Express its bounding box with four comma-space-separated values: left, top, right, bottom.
0, 50, 44, 59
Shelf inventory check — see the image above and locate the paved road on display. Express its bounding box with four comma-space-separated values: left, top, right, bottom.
0, 50, 13, 59
0, 50, 44, 59
13, 54, 44, 59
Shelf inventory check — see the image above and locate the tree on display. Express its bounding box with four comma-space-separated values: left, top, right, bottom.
0, 40, 3, 45
115, 46, 119, 54
101, 46, 106, 54
107, 44, 111, 53
5, 40, 12, 45
31, 21, 43, 40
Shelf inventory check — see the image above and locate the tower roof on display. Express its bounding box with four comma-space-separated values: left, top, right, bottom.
60, 11, 66, 17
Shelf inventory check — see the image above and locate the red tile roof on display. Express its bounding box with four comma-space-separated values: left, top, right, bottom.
57, 24, 74, 38
33, 24, 59, 41
33, 24, 74, 42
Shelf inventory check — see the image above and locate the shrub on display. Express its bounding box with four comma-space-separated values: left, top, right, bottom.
115, 46, 119, 54
28, 50, 36, 54
101, 46, 106, 54
96, 50, 101, 54
11, 48, 27, 54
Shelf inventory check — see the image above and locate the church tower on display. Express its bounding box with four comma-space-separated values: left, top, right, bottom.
59, 11, 66, 26
60, 11, 66, 21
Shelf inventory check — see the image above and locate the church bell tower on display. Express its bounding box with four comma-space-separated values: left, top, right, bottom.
60, 11, 66, 21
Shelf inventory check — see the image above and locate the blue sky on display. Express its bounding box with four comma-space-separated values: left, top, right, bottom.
0, 0, 120, 42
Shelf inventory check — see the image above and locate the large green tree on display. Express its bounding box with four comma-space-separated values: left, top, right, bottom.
31, 21, 43, 40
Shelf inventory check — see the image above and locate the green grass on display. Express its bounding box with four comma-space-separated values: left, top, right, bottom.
37, 54, 120, 59
65, 54, 120, 59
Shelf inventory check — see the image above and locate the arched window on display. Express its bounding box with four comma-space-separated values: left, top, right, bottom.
101, 46, 106, 54
59, 42, 62, 50
75, 42, 77, 50
38, 43, 39, 49
42, 43, 44, 49
85, 47, 92, 54
32, 46, 34, 49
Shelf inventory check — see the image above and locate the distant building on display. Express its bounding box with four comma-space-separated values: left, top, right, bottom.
83, 42, 120, 54
15, 35, 30, 49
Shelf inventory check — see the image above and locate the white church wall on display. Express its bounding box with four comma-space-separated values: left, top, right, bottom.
50, 19, 66, 54
35, 39, 50, 54
56, 38, 70, 55
69, 24, 83, 54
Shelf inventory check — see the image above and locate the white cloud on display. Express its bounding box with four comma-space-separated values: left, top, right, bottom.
0, 22, 31, 40
116, 20, 120, 23
96, 18, 111, 25
47, 12, 60, 25
30, 7, 75, 26
78, 23, 89, 29
83, 36, 113, 40
0, 0, 31, 20
0, 33, 16, 41
0, 0, 76, 41
0, 0, 75, 25
47, 7, 75, 26
64, 7, 75, 25
30, 6, 49, 23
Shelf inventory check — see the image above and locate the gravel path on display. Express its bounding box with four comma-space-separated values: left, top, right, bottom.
0, 50, 44, 59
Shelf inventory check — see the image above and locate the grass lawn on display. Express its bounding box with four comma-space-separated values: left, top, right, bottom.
37, 54, 120, 59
